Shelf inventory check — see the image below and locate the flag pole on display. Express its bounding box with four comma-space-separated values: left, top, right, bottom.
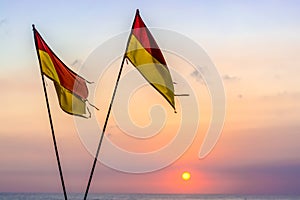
83, 55, 127, 200
32, 24, 68, 200
84, 10, 138, 199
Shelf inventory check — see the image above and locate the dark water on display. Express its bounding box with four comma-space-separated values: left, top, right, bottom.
0, 193, 299, 200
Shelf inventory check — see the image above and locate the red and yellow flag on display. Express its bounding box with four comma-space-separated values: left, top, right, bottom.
33, 27, 89, 117
125, 10, 175, 111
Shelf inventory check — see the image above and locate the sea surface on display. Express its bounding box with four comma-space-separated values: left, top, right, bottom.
0, 193, 299, 200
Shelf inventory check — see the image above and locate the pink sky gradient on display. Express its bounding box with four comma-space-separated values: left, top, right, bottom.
1, 0, 300, 195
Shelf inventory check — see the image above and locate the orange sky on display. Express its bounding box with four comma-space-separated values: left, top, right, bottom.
1, 0, 300, 195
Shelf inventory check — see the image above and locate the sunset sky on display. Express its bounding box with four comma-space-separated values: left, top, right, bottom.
1, 0, 300, 195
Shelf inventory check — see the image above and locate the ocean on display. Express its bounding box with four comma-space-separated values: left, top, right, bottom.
0, 194, 299, 200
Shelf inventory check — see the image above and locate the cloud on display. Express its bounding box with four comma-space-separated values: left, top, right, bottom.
71, 59, 80, 66
0, 18, 9, 36
190, 70, 205, 84
262, 91, 300, 100
190, 70, 201, 81
108, 125, 118, 130
237, 94, 243, 98
221, 163, 300, 177
198, 162, 300, 194
191, 70, 240, 84
71, 59, 83, 70
0, 18, 7, 26
107, 133, 113, 138
222, 74, 239, 81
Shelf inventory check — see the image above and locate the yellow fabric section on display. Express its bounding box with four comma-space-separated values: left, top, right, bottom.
39, 50, 86, 116
39, 50, 60, 83
54, 83, 86, 116
126, 34, 175, 108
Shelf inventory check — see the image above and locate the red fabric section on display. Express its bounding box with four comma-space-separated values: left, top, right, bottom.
132, 11, 167, 67
34, 30, 88, 99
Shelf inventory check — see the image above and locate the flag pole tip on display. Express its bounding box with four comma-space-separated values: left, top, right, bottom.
136, 9, 140, 14
32, 24, 35, 29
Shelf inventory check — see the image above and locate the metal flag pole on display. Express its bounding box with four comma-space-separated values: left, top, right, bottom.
32, 24, 68, 200
84, 10, 138, 200
83, 55, 127, 200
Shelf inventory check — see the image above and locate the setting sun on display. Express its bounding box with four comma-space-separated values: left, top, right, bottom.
181, 172, 191, 181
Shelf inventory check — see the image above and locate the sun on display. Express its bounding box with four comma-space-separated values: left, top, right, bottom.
181, 172, 191, 181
